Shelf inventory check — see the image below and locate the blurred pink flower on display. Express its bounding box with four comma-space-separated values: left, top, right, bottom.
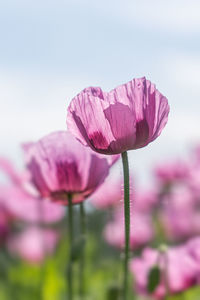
0, 157, 65, 223
187, 164, 200, 198
104, 208, 154, 250
67, 77, 169, 155
154, 160, 189, 184
134, 189, 158, 213
24, 131, 118, 205
186, 236, 200, 282
0, 185, 65, 223
0, 157, 29, 186
130, 245, 199, 299
90, 173, 122, 209
0, 209, 10, 244
161, 209, 200, 241
7, 227, 58, 263
90, 172, 157, 211
160, 185, 200, 241
186, 237, 200, 263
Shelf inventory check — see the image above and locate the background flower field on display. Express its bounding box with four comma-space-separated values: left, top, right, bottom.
0, 0, 200, 299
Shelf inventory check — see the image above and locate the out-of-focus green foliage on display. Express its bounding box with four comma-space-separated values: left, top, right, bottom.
0, 209, 200, 300
147, 265, 161, 293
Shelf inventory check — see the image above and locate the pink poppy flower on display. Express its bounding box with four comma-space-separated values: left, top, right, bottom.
24, 131, 118, 205
67, 77, 169, 155
7, 227, 58, 264
130, 245, 199, 299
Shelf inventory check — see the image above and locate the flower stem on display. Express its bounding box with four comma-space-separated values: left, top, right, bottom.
79, 202, 86, 298
121, 151, 130, 300
163, 252, 170, 300
37, 198, 45, 299
67, 194, 74, 300
159, 245, 170, 300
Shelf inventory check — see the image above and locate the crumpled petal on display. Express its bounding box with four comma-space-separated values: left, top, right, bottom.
24, 131, 118, 204
67, 77, 169, 154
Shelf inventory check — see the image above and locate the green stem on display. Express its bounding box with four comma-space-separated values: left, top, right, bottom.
79, 202, 86, 298
121, 151, 130, 300
37, 198, 45, 300
159, 246, 170, 300
67, 194, 74, 300
163, 252, 170, 300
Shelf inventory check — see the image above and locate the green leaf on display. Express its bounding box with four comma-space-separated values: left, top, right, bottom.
147, 265, 161, 293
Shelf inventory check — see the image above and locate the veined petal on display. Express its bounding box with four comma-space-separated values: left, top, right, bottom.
24, 131, 116, 205
103, 102, 136, 153
67, 77, 169, 154
67, 90, 115, 153
144, 80, 170, 144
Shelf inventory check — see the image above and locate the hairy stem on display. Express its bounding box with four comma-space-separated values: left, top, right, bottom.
79, 202, 86, 298
121, 151, 130, 300
67, 194, 74, 300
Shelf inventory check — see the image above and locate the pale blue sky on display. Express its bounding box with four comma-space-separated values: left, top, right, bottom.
0, 0, 200, 185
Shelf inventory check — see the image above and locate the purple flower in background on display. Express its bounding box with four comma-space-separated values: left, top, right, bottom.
0, 209, 9, 244
104, 207, 154, 250
24, 131, 118, 205
67, 77, 169, 155
186, 237, 200, 282
134, 189, 158, 213
90, 173, 157, 212
0, 157, 65, 223
0, 186, 65, 224
130, 245, 199, 299
0, 157, 29, 186
186, 237, 200, 263
90, 173, 122, 209
154, 160, 189, 185
160, 185, 200, 241
7, 226, 58, 264
187, 162, 200, 198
